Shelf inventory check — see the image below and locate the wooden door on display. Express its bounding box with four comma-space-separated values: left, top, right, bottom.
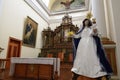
6, 37, 22, 70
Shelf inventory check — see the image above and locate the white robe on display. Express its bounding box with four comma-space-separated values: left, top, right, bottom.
71, 27, 107, 78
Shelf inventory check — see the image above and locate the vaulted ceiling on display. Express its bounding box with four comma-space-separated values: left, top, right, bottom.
41, 0, 86, 12
24, 0, 91, 24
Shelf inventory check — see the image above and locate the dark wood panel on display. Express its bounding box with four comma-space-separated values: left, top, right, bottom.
105, 48, 117, 75
39, 64, 53, 79
26, 64, 39, 79
14, 64, 27, 78
14, 64, 54, 80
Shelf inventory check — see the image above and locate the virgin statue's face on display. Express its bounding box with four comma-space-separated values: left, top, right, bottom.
85, 20, 89, 26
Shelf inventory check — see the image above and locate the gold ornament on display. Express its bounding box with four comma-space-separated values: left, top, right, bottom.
86, 12, 93, 19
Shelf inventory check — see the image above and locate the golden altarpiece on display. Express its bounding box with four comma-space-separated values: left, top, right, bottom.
40, 14, 117, 76
40, 14, 79, 62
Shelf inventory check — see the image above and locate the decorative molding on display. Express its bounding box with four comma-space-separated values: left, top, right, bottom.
103, 44, 116, 48
24, 0, 49, 24
36, 0, 50, 16
101, 37, 116, 44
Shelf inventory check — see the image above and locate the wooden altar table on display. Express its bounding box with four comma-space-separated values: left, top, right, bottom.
9, 57, 60, 79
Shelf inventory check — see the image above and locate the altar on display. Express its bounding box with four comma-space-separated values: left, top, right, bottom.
40, 14, 79, 62
9, 57, 60, 79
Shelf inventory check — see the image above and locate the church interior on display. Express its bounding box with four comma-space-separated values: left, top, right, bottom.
0, 0, 120, 80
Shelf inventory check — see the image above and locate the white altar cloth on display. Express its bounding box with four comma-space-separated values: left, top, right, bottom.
9, 57, 60, 76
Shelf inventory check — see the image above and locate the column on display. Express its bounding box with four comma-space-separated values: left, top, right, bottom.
91, 0, 107, 37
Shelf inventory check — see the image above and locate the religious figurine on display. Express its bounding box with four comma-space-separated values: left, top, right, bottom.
61, 0, 75, 9
71, 18, 113, 80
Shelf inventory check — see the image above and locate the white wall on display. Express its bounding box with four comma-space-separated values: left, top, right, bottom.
110, 0, 120, 78
0, 0, 48, 58
0, 0, 3, 17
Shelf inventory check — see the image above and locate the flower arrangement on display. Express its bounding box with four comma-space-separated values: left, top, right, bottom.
67, 31, 74, 37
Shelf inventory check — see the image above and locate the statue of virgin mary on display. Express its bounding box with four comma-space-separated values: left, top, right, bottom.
71, 18, 113, 80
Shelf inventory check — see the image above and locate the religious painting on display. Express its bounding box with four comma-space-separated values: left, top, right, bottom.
23, 16, 38, 48
41, 0, 86, 12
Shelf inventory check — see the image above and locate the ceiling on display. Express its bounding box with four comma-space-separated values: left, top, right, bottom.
24, 0, 91, 24
41, 0, 86, 12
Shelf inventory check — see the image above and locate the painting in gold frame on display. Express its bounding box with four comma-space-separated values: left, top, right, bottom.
23, 16, 38, 48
